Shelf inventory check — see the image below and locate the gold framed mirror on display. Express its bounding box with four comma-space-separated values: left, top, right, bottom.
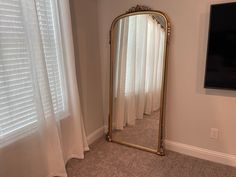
107, 5, 171, 155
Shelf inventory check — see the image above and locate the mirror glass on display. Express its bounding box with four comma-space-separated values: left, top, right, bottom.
111, 13, 167, 150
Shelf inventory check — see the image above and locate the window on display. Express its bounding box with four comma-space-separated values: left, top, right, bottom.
0, 0, 67, 145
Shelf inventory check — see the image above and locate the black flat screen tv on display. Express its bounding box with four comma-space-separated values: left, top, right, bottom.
204, 2, 236, 90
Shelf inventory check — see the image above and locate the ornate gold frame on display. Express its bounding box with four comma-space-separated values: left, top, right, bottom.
106, 5, 171, 155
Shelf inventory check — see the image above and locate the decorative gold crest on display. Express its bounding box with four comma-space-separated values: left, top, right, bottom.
126, 5, 152, 13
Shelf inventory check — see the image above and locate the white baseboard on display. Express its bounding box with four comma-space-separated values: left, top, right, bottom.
165, 140, 236, 167
86, 126, 105, 145
86, 129, 236, 167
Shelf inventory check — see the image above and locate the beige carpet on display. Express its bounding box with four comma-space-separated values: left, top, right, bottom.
112, 111, 160, 149
66, 138, 236, 177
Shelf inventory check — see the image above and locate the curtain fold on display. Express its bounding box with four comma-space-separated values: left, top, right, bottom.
113, 15, 165, 130
0, 0, 88, 177
57, 0, 89, 162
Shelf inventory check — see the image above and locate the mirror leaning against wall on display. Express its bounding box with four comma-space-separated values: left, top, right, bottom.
107, 5, 171, 155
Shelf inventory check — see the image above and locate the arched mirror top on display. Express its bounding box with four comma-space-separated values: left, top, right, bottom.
110, 5, 171, 41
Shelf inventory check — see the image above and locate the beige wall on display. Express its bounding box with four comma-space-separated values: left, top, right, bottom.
69, 0, 104, 135
97, 0, 236, 155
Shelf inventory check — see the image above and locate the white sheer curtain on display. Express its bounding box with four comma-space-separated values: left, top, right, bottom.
0, 0, 88, 177
113, 15, 165, 130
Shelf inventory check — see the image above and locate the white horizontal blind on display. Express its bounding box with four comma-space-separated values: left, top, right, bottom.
0, 0, 67, 145
35, 0, 67, 117
0, 0, 38, 144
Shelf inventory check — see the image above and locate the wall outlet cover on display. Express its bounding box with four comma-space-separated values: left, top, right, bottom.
210, 128, 219, 139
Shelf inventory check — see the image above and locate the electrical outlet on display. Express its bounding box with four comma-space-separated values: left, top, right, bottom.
210, 128, 219, 139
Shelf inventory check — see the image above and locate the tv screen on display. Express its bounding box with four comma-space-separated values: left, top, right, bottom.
204, 2, 236, 90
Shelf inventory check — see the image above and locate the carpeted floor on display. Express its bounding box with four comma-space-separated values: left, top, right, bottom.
66, 138, 236, 177
112, 111, 160, 149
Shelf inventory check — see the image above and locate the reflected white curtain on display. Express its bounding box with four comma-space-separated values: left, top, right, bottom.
0, 0, 88, 177
114, 15, 165, 130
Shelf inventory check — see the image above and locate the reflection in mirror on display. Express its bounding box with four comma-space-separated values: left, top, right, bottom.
111, 14, 166, 150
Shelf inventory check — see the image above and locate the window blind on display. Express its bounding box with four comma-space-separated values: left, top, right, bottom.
0, 0, 67, 145
36, 0, 67, 117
